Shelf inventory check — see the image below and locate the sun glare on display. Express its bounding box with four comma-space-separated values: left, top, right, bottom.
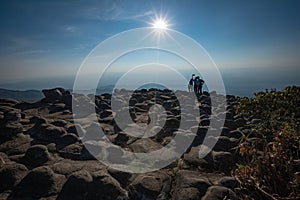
152, 19, 168, 30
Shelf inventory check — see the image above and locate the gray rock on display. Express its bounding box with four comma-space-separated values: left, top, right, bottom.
22, 145, 51, 168
129, 171, 171, 200
0, 133, 31, 154
0, 122, 23, 143
129, 138, 162, 153
57, 170, 93, 200
172, 170, 211, 200
212, 151, 234, 173
0, 154, 5, 167
11, 166, 65, 198
216, 176, 238, 190
183, 145, 213, 170
0, 163, 28, 192
88, 170, 128, 200
57, 133, 79, 148
66, 124, 86, 137
58, 143, 84, 159
3, 110, 21, 123
83, 122, 104, 141
49, 103, 66, 113
213, 136, 238, 151
27, 123, 66, 143
51, 119, 68, 127
0, 98, 20, 105
29, 116, 47, 125
42, 88, 70, 102
108, 168, 132, 188
201, 185, 237, 200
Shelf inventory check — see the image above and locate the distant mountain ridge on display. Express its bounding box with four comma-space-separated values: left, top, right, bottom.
0, 86, 116, 101
0, 85, 163, 101
0, 88, 43, 101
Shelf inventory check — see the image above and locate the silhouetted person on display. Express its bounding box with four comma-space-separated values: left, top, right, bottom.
188, 74, 195, 92
195, 76, 204, 95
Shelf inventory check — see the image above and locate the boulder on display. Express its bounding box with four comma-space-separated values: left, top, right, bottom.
29, 116, 47, 125
129, 138, 163, 153
66, 124, 86, 137
51, 119, 68, 127
11, 166, 65, 198
0, 98, 19, 105
22, 145, 51, 168
172, 170, 211, 199
27, 123, 66, 143
57, 170, 93, 200
213, 136, 238, 151
3, 110, 21, 123
58, 133, 79, 148
42, 88, 70, 102
201, 185, 237, 200
88, 170, 128, 200
216, 176, 238, 190
5, 141, 31, 156
49, 103, 66, 113
0, 163, 28, 192
0, 133, 31, 153
108, 168, 132, 188
0, 122, 23, 143
129, 171, 171, 200
183, 145, 213, 170
212, 151, 234, 173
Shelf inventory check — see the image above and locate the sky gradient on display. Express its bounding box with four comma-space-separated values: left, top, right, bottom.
0, 0, 299, 95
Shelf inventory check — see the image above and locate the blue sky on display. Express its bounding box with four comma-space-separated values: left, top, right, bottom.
0, 0, 299, 92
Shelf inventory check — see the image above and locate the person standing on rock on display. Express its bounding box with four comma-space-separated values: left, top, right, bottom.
195, 76, 205, 95
188, 74, 195, 92
197, 77, 205, 95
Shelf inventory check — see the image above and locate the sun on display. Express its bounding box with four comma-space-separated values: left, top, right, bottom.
152, 18, 169, 30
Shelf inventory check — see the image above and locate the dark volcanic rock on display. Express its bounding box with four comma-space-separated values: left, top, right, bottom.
88, 170, 128, 200
0, 133, 31, 154
0, 88, 243, 199
21, 145, 51, 168
212, 151, 234, 173
29, 116, 47, 125
58, 133, 79, 147
11, 166, 65, 198
108, 168, 132, 188
129, 171, 171, 200
0, 153, 6, 167
201, 185, 237, 200
183, 145, 213, 170
213, 136, 238, 152
129, 138, 162, 153
0, 122, 23, 143
27, 123, 67, 144
0, 163, 28, 192
3, 110, 21, 123
57, 170, 92, 200
42, 87, 70, 102
172, 170, 211, 199
216, 176, 238, 190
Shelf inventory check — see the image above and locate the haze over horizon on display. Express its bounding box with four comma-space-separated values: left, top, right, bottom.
0, 0, 299, 96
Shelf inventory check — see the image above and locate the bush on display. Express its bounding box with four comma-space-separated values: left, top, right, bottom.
234, 86, 300, 199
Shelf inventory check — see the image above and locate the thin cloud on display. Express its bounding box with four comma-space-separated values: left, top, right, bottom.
64, 25, 80, 33
80, 1, 154, 22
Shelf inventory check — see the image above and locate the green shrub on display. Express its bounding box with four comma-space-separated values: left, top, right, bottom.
234, 86, 300, 199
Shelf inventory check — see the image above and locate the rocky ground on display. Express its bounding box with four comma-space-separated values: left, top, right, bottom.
0, 87, 251, 200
